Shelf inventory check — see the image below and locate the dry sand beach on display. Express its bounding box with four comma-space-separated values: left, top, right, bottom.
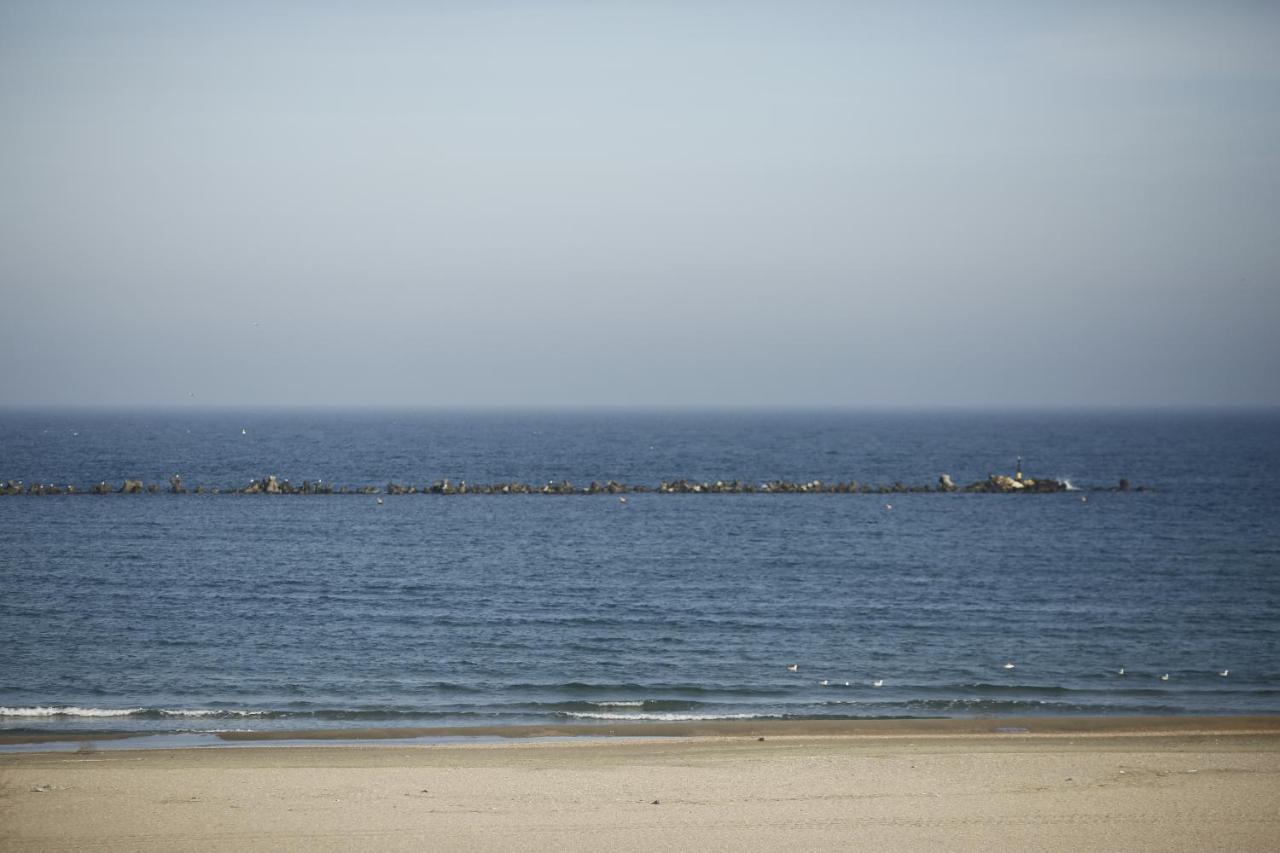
2, 717, 1278, 852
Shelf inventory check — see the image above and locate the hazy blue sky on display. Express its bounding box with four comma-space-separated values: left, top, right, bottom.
2, 1, 1278, 407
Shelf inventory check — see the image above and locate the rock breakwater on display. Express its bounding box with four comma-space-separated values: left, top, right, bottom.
1, 474, 1148, 496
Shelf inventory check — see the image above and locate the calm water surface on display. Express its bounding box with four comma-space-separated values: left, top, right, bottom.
1, 410, 1277, 735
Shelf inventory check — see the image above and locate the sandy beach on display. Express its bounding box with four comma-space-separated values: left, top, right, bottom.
2, 717, 1278, 851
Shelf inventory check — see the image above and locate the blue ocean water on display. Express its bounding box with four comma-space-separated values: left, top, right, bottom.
1, 409, 1278, 735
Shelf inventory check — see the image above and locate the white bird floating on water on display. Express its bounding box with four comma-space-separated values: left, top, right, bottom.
375, 498, 383, 505
241, 428, 247, 435
1160, 673, 1170, 681
1003, 662, 1016, 670
1220, 669, 1230, 677
1118, 668, 1125, 676
786, 664, 799, 672
619, 497, 627, 504
872, 679, 884, 688
820, 679, 829, 687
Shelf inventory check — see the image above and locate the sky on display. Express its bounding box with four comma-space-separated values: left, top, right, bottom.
2, 1, 1278, 408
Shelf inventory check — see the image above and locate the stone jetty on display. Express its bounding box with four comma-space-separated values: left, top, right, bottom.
0, 474, 1148, 496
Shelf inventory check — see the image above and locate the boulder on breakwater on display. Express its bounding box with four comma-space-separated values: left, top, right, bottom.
963, 474, 1069, 493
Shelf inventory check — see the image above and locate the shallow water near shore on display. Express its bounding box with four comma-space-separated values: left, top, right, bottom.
2, 409, 1278, 735
0, 732, 575, 753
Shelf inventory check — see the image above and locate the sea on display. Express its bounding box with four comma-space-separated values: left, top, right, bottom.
2, 408, 1278, 740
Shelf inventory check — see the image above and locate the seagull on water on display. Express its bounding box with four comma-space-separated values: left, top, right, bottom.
1160, 673, 1170, 681
786, 663, 799, 672
375, 497, 383, 505
820, 679, 829, 687
1118, 668, 1125, 676
1220, 669, 1230, 677
872, 679, 884, 688
1003, 662, 1016, 670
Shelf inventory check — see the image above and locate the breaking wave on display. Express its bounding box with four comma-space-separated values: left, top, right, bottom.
555, 706, 773, 712
0, 706, 271, 719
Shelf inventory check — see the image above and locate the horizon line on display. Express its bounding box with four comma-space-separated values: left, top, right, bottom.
2, 403, 1278, 415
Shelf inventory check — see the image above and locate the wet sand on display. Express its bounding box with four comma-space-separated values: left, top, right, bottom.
2, 717, 1278, 851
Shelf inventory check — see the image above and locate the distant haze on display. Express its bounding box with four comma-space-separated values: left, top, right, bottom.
2, 1, 1278, 408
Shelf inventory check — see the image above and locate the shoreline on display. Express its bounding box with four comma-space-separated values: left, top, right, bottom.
5, 714, 1279, 748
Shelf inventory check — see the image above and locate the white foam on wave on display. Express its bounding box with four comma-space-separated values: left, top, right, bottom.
0, 706, 270, 718
158, 709, 269, 718
590, 701, 645, 707
563, 711, 778, 721
0, 706, 143, 718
